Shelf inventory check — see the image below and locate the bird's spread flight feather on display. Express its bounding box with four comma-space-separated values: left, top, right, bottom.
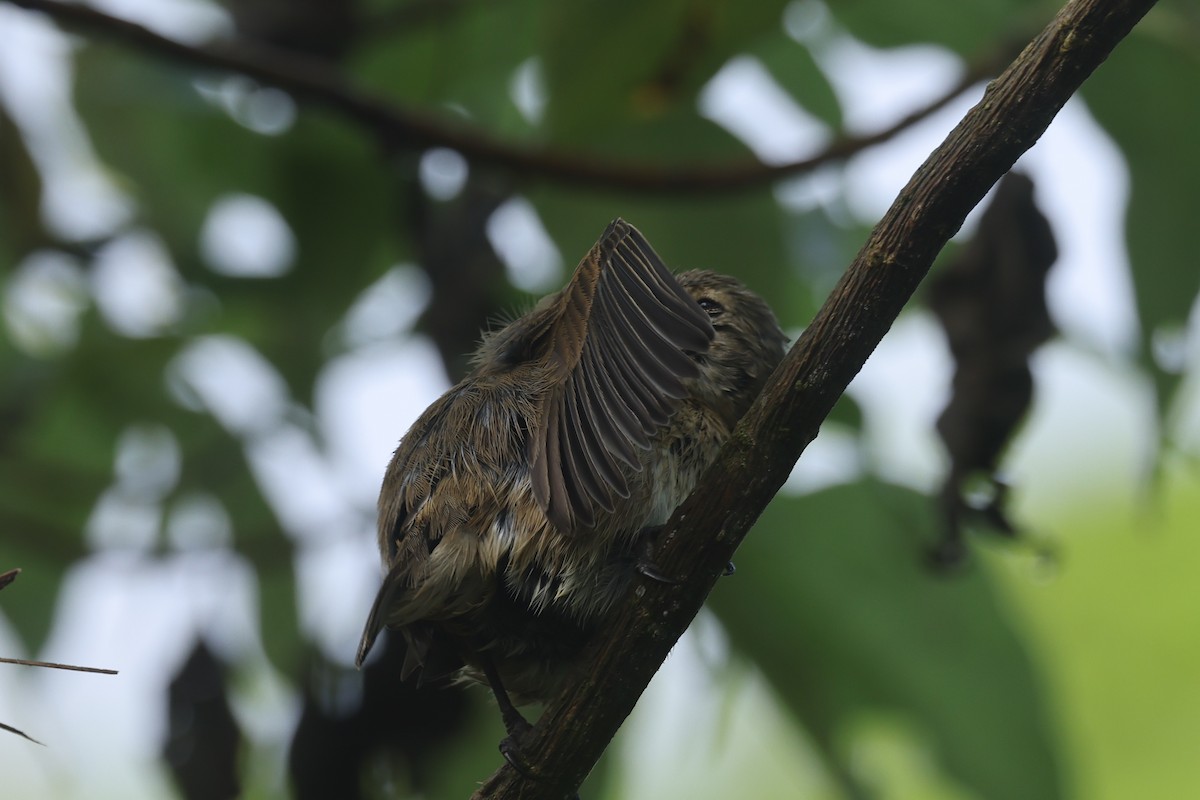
530, 219, 715, 533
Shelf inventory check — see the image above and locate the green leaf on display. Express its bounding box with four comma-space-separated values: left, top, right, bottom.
708, 481, 1064, 800
751, 30, 843, 129
73, 44, 275, 249
539, 0, 693, 136
825, 392, 863, 432
352, 0, 541, 135
0, 324, 188, 648
169, 421, 300, 670
75, 42, 398, 402
828, 0, 1043, 56
529, 112, 817, 329
0, 548, 69, 655
0, 107, 46, 268
173, 427, 301, 668
1081, 25, 1200, 407
242, 116, 396, 400
539, 0, 793, 138
257, 558, 302, 671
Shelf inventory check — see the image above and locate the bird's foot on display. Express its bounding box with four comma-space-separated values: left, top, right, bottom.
636, 558, 680, 585
500, 734, 580, 799
498, 718, 536, 779
634, 525, 734, 583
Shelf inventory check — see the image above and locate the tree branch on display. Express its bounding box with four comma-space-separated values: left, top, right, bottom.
472, 0, 1157, 796
0, 657, 118, 674
7, 0, 1002, 194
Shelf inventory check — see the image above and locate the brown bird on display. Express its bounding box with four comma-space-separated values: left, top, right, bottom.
356, 218, 785, 754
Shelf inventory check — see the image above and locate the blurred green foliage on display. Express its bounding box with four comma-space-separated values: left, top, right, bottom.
712, 482, 1061, 799
1, 0, 1197, 798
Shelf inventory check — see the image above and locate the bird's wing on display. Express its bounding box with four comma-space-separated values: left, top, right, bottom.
356, 394, 467, 672
357, 563, 457, 679
356, 558, 405, 669
530, 219, 714, 533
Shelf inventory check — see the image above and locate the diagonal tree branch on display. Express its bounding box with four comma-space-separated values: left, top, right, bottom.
471, 0, 1157, 797
7, 0, 1004, 194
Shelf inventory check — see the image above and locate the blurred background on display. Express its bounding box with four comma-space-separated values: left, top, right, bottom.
0, 0, 1197, 798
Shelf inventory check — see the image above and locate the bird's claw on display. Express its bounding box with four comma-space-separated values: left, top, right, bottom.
637, 559, 735, 583
636, 559, 680, 585
499, 733, 536, 779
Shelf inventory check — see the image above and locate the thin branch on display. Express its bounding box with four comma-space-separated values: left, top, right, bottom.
0, 571, 119, 673
0, 657, 118, 675
472, 0, 1158, 796
7, 0, 1003, 194
0, 568, 116, 745
0, 720, 43, 745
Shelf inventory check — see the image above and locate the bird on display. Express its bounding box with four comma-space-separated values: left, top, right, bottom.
356, 218, 786, 756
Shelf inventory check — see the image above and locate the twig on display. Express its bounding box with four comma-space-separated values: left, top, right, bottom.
0, 657, 118, 675
0, 568, 118, 744
471, 0, 1158, 796
7, 0, 1002, 194
0, 570, 119, 674
0, 720, 43, 745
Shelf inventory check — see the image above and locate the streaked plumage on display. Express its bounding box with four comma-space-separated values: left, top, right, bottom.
357, 219, 785, 711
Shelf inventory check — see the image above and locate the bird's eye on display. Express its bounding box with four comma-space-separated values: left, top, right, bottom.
698, 297, 724, 318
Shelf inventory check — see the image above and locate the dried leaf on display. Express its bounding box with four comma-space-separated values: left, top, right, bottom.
928, 172, 1058, 564
162, 641, 241, 800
